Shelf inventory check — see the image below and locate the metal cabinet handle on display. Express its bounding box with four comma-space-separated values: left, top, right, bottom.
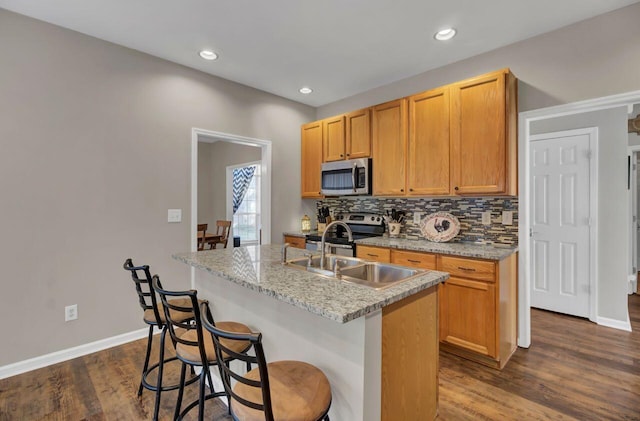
454, 186, 459, 191
458, 266, 476, 271
367, 253, 378, 257
408, 259, 421, 263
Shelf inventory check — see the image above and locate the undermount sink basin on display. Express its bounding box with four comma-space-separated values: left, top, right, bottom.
284, 254, 425, 290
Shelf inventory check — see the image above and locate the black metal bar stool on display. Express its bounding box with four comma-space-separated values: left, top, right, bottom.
152, 275, 253, 421
123, 259, 198, 421
200, 301, 332, 421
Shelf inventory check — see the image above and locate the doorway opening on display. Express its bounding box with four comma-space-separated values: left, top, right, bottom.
190, 128, 272, 259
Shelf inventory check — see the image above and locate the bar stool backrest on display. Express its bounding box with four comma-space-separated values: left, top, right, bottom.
123, 258, 163, 326
200, 302, 274, 421
152, 275, 209, 366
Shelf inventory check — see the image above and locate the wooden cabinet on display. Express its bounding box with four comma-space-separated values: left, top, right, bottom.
323, 109, 371, 163
356, 245, 391, 263
372, 99, 408, 195
437, 253, 517, 369
407, 87, 451, 196
345, 108, 371, 159
322, 115, 346, 162
301, 121, 323, 198
391, 249, 436, 270
283, 235, 306, 249
450, 69, 517, 195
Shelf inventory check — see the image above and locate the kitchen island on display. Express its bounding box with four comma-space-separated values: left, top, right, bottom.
174, 244, 448, 421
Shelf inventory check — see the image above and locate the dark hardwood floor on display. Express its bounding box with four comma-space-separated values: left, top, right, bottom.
1, 295, 639, 421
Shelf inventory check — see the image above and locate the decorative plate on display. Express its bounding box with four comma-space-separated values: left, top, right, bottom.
419, 212, 460, 242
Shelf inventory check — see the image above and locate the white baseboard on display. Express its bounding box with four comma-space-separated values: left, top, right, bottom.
0, 327, 152, 380
597, 316, 632, 332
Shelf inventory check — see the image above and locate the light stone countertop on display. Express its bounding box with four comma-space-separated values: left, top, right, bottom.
355, 237, 518, 261
173, 244, 448, 324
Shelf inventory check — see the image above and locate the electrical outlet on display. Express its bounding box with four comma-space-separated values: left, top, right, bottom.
482, 211, 492, 225
413, 212, 422, 224
65, 304, 78, 322
502, 211, 513, 225
168, 209, 182, 223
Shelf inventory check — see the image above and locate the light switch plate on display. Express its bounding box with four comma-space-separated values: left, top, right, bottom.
413, 212, 422, 224
482, 211, 492, 225
502, 211, 513, 225
168, 209, 182, 223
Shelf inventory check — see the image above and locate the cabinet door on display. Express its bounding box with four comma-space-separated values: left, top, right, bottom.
408, 87, 451, 196
301, 121, 323, 198
283, 235, 306, 249
322, 115, 346, 162
372, 99, 408, 195
356, 245, 391, 263
345, 108, 371, 159
450, 70, 508, 195
391, 249, 436, 270
439, 277, 497, 358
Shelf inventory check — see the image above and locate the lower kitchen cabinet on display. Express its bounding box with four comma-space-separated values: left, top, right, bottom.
391, 249, 436, 270
437, 253, 517, 369
283, 235, 306, 249
356, 245, 391, 262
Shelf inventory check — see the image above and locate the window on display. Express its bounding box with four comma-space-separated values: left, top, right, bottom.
232, 164, 260, 245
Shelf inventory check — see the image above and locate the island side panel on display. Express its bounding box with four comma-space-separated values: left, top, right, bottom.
194, 271, 373, 421
381, 285, 438, 421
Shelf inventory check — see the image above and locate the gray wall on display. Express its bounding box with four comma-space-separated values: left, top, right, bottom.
0, 9, 315, 366
531, 107, 630, 323
198, 141, 261, 230
318, 2, 640, 118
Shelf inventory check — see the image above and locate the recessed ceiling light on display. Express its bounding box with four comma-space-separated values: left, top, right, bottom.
299, 87, 313, 94
199, 50, 218, 60
434, 28, 457, 41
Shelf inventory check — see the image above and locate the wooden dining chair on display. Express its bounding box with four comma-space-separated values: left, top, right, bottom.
200, 302, 332, 421
206, 220, 232, 249
197, 224, 208, 251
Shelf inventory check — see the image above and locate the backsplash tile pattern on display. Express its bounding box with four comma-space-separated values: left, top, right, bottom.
317, 197, 518, 245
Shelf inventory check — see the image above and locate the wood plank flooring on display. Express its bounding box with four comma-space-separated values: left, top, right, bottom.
1, 295, 639, 420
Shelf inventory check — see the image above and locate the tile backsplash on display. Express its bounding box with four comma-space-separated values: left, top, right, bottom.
317, 196, 518, 245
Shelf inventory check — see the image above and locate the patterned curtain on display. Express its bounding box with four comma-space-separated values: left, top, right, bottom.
233, 165, 256, 214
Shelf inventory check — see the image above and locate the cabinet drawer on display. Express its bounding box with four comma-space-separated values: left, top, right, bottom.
438, 256, 495, 282
356, 245, 391, 263
391, 250, 436, 270
283, 235, 306, 249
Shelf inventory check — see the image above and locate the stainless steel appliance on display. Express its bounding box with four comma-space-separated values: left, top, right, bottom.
306, 212, 385, 257
320, 158, 371, 196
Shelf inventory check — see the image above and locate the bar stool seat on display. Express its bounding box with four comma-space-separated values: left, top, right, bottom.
175, 321, 252, 363
232, 360, 332, 421
142, 298, 194, 325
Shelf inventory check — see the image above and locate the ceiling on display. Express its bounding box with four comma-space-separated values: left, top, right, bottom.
1, 0, 638, 107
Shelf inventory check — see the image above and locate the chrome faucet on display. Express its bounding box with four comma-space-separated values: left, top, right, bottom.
320, 221, 353, 270
281, 243, 290, 264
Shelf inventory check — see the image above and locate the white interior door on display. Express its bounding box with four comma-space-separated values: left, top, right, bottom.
530, 131, 592, 318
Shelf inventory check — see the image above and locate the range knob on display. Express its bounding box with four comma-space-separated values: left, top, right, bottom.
370, 216, 375, 221
376, 217, 381, 222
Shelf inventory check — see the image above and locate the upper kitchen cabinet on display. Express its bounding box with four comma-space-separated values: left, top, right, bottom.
408, 87, 451, 196
301, 120, 323, 198
322, 115, 346, 162
450, 69, 517, 196
372, 99, 408, 196
345, 108, 371, 159
323, 109, 372, 162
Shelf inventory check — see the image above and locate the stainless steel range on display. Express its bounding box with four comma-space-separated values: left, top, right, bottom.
305, 212, 385, 256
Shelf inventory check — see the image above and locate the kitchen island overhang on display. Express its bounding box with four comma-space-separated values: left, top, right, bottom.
174, 245, 448, 421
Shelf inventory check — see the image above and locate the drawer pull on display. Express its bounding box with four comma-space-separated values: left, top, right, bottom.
408, 259, 421, 263
367, 253, 378, 257
458, 266, 476, 272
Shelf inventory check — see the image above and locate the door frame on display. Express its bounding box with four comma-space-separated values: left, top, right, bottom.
518, 89, 640, 347
529, 127, 598, 322
628, 146, 640, 294
190, 128, 272, 286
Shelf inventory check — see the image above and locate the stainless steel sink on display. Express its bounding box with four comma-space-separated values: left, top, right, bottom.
284, 254, 425, 290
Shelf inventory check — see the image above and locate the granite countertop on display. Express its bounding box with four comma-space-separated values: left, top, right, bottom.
282, 230, 315, 238
355, 237, 518, 261
173, 244, 448, 324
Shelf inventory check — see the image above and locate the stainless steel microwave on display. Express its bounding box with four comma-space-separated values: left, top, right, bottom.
320, 158, 371, 196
